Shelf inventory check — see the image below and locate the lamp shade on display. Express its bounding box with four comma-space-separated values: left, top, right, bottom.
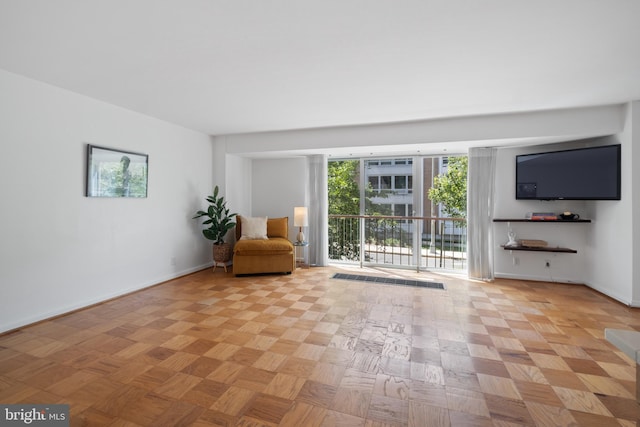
294, 207, 308, 227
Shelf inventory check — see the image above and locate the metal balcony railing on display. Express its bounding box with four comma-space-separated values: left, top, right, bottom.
328, 215, 467, 271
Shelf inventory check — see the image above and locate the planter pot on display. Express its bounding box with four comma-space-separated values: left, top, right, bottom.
213, 243, 232, 263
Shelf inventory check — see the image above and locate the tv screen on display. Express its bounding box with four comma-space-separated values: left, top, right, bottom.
516, 144, 621, 200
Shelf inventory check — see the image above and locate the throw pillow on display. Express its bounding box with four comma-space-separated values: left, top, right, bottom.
240, 216, 269, 240
267, 217, 288, 238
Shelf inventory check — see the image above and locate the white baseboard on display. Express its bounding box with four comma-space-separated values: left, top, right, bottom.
494, 273, 637, 307
493, 272, 582, 284
0, 262, 213, 334
583, 281, 635, 307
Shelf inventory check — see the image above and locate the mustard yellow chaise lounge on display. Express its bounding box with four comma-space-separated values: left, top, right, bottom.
233, 216, 295, 276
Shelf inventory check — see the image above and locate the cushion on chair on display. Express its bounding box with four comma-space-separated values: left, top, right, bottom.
236, 215, 289, 240
239, 216, 268, 240
267, 217, 288, 239
234, 237, 293, 255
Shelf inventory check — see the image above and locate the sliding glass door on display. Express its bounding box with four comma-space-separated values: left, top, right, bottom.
328, 155, 467, 271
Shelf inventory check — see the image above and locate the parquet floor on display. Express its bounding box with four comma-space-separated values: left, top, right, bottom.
1, 265, 640, 426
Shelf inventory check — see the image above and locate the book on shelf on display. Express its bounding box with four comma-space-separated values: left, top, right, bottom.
519, 239, 548, 248
526, 212, 557, 221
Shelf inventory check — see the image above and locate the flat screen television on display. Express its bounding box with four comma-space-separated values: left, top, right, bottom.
515, 144, 621, 200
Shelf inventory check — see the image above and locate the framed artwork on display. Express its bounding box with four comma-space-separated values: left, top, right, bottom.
86, 144, 148, 197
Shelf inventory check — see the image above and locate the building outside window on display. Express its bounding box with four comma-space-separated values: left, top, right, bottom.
328, 155, 466, 269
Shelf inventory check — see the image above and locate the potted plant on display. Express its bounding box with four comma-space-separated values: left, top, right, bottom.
193, 186, 237, 265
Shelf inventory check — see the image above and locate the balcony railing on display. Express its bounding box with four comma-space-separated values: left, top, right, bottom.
328, 214, 467, 271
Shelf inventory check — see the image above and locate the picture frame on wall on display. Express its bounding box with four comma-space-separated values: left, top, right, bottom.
86, 144, 148, 198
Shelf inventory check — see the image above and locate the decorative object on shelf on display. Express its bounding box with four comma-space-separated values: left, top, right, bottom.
506, 227, 517, 247
193, 186, 237, 271
559, 211, 580, 220
294, 206, 308, 243
494, 217, 588, 254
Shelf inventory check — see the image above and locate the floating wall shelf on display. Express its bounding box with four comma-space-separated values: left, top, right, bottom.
494, 218, 590, 254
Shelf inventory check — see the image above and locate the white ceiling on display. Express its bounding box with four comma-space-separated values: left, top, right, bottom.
1, 1, 639, 138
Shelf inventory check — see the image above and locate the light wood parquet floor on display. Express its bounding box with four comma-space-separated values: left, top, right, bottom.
1, 265, 640, 426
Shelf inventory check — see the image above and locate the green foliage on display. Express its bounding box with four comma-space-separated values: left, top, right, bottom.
327, 160, 395, 261
328, 160, 382, 215
193, 186, 237, 244
95, 158, 147, 197
328, 160, 361, 215
428, 156, 468, 218
327, 160, 362, 260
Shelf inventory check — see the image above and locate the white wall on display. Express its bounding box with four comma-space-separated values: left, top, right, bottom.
584, 103, 638, 305
632, 102, 640, 306
219, 99, 636, 305
493, 141, 589, 283
224, 153, 252, 217
223, 104, 625, 157
0, 69, 214, 333
221, 154, 307, 240
219, 105, 632, 289
249, 158, 307, 239
492, 134, 636, 305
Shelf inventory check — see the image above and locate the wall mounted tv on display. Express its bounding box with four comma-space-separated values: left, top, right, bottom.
515, 144, 621, 200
